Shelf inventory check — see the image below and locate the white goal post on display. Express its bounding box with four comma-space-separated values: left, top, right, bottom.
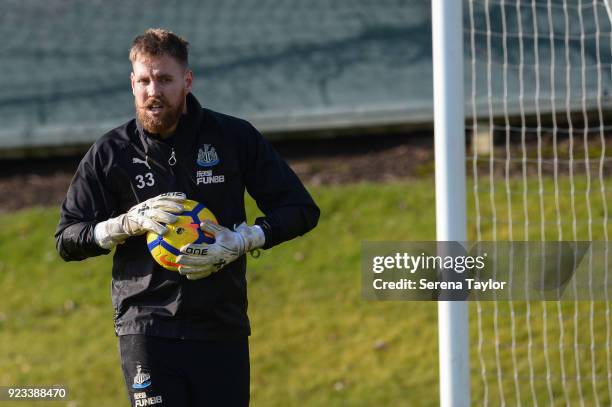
432, 1, 470, 406
434, 0, 612, 406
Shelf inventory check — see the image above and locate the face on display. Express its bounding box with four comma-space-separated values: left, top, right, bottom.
131, 54, 193, 137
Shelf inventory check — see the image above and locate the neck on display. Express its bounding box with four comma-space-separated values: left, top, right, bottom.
158, 124, 178, 139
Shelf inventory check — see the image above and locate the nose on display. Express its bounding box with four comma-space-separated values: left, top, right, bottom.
147, 80, 162, 98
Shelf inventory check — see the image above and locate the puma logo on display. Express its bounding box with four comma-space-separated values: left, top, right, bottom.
132, 157, 151, 170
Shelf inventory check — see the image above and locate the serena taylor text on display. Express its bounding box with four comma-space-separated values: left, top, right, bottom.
372, 278, 507, 292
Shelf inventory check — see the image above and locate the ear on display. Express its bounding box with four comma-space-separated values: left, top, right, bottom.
130, 71, 136, 96
184, 69, 193, 93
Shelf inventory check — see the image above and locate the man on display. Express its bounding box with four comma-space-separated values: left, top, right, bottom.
55, 28, 319, 406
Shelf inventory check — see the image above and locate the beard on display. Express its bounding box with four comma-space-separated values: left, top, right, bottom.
136, 92, 185, 135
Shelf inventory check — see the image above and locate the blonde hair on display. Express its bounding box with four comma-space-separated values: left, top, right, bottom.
129, 28, 189, 67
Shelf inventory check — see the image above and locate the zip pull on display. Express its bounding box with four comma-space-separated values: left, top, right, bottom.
168, 148, 177, 166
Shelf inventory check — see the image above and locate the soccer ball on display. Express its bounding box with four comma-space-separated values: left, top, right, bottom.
146, 199, 217, 271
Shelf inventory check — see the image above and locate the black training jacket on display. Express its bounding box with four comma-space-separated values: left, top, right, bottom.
55, 93, 320, 340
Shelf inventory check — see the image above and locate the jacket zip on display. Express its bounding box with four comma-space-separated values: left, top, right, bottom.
169, 148, 177, 166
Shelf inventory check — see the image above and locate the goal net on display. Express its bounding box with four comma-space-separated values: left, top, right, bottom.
467, 0, 612, 405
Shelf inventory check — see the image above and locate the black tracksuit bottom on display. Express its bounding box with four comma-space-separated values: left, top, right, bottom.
119, 334, 250, 406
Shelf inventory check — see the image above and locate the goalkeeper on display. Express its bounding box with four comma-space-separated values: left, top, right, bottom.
55, 28, 319, 407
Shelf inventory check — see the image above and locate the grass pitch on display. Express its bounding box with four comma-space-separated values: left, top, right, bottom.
0, 177, 611, 406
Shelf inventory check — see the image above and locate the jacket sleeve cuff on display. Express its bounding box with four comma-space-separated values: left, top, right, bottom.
254, 217, 274, 250
57, 222, 111, 261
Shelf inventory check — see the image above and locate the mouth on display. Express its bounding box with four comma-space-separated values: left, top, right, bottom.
147, 105, 164, 114
144, 100, 166, 114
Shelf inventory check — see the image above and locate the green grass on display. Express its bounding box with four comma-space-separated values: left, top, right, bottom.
0, 177, 611, 406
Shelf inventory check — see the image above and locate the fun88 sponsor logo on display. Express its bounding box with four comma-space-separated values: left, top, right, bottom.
134, 392, 163, 406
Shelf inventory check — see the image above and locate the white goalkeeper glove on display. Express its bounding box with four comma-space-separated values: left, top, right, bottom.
176, 220, 265, 280
94, 192, 186, 249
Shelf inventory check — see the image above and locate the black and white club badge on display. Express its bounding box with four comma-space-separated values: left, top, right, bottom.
197, 144, 220, 167
132, 364, 151, 389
